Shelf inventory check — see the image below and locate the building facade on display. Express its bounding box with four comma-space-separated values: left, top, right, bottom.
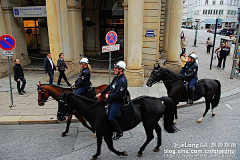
186, 0, 240, 29
0, 0, 183, 86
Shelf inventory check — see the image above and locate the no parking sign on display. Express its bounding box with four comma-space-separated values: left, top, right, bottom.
105, 31, 117, 45
0, 35, 16, 51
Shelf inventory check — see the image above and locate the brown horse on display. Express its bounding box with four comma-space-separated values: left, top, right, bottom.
37, 81, 108, 136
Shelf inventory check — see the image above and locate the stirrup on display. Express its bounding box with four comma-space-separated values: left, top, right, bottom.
187, 99, 193, 104
112, 132, 123, 140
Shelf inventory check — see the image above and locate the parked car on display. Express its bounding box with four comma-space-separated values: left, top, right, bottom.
181, 25, 187, 28
207, 29, 212, 32
187, 25, 193, 29
211, 28, 221, 34
219, 28, 235, 36
230, 34, 237, 44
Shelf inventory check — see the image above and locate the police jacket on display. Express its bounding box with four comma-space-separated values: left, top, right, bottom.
13, 64, 24, 81
220, 45, 230, 57
57, 58, 68, 71
43, 58, 56, 74
179, 61, 198, 80
101, 74, 128, 103
75, 67, 91, 88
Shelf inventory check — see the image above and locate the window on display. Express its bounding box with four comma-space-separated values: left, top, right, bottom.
212, 0, 216, 4
228, 10, 230, 14
220, 0, 224, 4
205, 0, 208, 4
208, 10, 211, 14
216, 10, 218, 14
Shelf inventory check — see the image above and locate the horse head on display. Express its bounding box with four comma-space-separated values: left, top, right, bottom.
146, 64, 163, 87
37, 81, 49, 106
57, 92, 73, 121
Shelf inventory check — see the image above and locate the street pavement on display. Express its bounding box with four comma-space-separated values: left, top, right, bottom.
0, 29, 240, 124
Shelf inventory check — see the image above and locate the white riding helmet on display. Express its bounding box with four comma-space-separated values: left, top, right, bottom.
79, 57, 89, 64
189, 54, 197, 60
114, 61, 126, 70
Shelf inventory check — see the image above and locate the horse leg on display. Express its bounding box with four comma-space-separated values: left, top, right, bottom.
103, 134, 128, 156
153, 124, 162, 152
91, 133, 103, 160
173, 102, 178, 124
138, 127, 155, 157
74, 111, 95, 134
197, 100, 211, 123
62, 114, 72, 137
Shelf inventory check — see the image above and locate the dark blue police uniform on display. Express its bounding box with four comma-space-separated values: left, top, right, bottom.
75, 67, 91, 95
101, 74, 128, 121
179, 61, 198, 89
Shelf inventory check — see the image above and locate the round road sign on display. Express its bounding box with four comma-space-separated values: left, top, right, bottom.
0, 35, 16, 51
105, 31, 117, 45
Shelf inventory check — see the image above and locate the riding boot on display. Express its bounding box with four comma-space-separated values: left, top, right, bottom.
187, 89, 194, 104
109, 120, 123, 140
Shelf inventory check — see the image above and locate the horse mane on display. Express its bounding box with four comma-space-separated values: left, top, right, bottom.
41, 84, 72, 90
161, 68, 178, 79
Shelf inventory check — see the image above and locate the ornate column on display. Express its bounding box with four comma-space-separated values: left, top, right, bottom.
125, 0, 144, 87
165, 0, 183, 73
122, 0, 128, 63
67, 0, 84, 74
163, 0, 171, 51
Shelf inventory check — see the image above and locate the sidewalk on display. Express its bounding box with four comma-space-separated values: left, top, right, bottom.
0, 30, 240, 124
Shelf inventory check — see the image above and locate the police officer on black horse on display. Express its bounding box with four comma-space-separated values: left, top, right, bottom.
178, 54, 198, 104
96, 61, 128, 140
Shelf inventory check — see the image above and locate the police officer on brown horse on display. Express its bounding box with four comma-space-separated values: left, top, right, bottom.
96, 61, 128, 140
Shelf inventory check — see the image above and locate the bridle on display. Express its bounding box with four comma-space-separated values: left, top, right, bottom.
37, 85, 54, 105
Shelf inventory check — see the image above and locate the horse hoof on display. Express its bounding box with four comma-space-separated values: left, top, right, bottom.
62, 133, 66, 137
153, 148, 159, 152
123, 151, 128, 156
173, 119, 177, 124
212, 112, 216, 117
91, 157, 97, 160
93, 133, 97, 138
196, 119, 202, 123
138, 153, 143, 157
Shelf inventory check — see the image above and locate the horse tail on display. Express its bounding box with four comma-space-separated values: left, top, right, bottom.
159, 96, 178, 133
211, 80, 221, 108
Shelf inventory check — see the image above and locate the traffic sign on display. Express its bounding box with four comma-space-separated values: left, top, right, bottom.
102, 44, 120, 53
105, 31, 117, 45
0, 35, 16, 51
2, 50, 14, 57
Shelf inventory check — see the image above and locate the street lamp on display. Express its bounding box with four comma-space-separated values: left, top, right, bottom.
230, 8, 240, 79
209, 16, 221, 69
193, 19, 199, 47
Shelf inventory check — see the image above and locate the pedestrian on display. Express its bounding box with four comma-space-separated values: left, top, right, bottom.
13, 59, 26, 95
180, 31, 184, 39
74, 58, 92, 95
217, 41, 230, 70
237, 49, 240, 69
206, 37, 213, 54
43, 53, 56, 84
180, 52, 188, 68
181, 36, 188, 54
96, 61, 128, 140
57, 53, 71, 87
215, 43, 224, 64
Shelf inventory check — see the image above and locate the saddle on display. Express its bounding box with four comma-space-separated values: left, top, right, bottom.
183, 81, 203, 99
105, 91, 135, 122
84, 87, 97, 99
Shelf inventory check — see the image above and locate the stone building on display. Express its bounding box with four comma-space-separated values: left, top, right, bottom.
0, 0, 183, 86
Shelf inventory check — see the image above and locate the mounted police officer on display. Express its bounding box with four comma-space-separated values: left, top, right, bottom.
96, 61, 128, 140
73, 58, 92, 95
179, 54, 198, 104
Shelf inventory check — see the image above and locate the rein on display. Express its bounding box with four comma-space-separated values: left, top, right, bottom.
151, 69, 178, 84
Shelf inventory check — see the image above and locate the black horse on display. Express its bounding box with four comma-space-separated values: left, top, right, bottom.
146, 64, 221, 123
57, 93, 178, 159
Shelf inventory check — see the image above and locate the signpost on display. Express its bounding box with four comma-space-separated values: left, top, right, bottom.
0, 35, 16, 107
104, 31, 119, 83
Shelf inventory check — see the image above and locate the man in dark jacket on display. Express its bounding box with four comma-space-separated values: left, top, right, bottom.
57, 53, 71, 86
43, 53, 56, 84
218, 41, 230, 70
13, 59, 26, 95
